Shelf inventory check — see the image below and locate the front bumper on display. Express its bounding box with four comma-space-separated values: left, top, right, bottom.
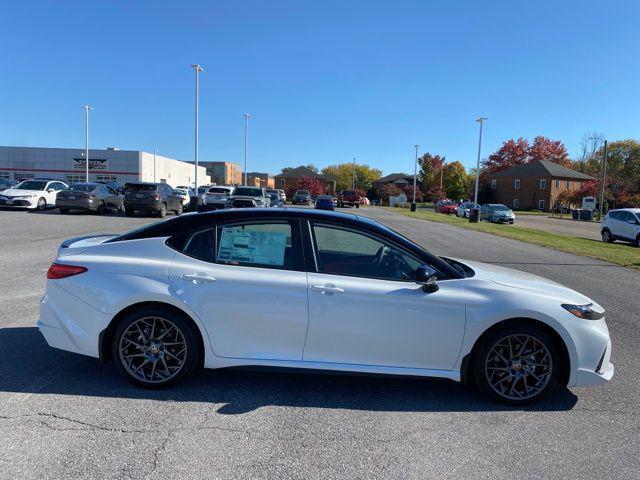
565, 316, 614, 387
0, 197, 37, 208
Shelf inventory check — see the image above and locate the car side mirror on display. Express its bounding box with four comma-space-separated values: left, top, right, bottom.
47, 189, 54, 193
629, 219, 638, 225
415, 265, 439, 293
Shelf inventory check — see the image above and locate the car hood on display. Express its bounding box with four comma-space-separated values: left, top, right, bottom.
455, 258, 594, 305
1, 188, 43, 197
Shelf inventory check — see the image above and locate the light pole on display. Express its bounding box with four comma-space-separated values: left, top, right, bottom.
82, 105, 92, 182
243, 113, 251, 185
190, 64, 203, 200
411, 145, 419, 212
153, 148, 157, 183
598, 139, 608, 220
473, 117, 488, 205
352, 157, 356, 190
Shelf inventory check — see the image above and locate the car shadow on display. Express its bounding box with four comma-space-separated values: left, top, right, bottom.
0, 327, 578, 414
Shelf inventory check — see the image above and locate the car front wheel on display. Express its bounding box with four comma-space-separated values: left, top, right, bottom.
112, 307, 201, 388
473, 324, 559, 405
37, 197, 46, 211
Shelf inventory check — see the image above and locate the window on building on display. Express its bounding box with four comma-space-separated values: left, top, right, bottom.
513, 198, 519, 209
539, 179, 546, 189
65, 174, 84, 183
491, 179, 497, 189
280, 178, 286, 186
565, 181, 570, 189
555, 179, 560, 189
514, 179, 520, 190
538, 199, 545, 210
95, 175, 117, 183
0, 172, 10, 180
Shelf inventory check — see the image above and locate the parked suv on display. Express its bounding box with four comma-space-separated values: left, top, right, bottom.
123, 182, 183, 217
292, 190, 312, 205
229, 186, 269, 208
602, 208, 640, 247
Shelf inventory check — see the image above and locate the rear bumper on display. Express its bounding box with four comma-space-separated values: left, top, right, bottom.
124, 200, 162, 212
38, 282, 112, 358
56, 199, 97, 210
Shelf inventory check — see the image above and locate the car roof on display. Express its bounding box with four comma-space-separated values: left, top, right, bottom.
611, 208, 640, 213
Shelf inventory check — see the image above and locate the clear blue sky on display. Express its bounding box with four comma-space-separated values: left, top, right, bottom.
1, 1, 638, 175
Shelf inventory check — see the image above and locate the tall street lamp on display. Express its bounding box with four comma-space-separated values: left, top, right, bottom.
411, 145, 419, 212
473, 117, 488, 205
243, 113, 251, 185
352, 157, 356, 190
598, 139, 608, 220
190, 64, 204, 200
153, 148, 157, 183
82, 105, 93, 182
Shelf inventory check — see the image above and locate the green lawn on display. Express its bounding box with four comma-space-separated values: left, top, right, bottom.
394, 208, 640, 269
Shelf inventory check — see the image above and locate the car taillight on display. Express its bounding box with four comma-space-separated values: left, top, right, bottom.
47, 263, 88, 279
152, 193, 160, 200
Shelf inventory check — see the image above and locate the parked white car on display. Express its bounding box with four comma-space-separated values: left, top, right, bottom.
39, 209, 613, 404
601, 208, 640, 247
0, 179, 68, 210
201, 186, 235, 211
173, 188, 191, 207
456, 202, 480, 218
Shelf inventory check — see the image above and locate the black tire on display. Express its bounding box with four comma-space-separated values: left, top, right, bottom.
635, 234, 640, 248
125, 208, 134, 217
473, 323, 559, 405
59, 208, 69, 214
96, 201, 106, 215
601, 228, 614, 243
37, 197, 46, 211
175, 203, 183, 216
112, 306, 202, 388
489, 215, 494, 223
355, 203, 360, 209
157, 203, 167, 218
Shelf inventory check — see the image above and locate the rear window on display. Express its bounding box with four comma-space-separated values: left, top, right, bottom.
125, 184, 157, 191
296, 190, 310, 195
234, 187, 262, 196
342, 191, 356, 196
69, 184, 96, 192
209, 188, 232, 195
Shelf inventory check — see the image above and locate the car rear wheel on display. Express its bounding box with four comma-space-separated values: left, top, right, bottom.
112, 307, 201, 388
96, 201, 106, 215
175, 203, 183, 216
473, 324, 559, 405
635, 234, 640, 248
601, 229, 613, 243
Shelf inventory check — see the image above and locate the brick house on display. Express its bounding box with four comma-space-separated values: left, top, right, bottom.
487, 160, 594, 211
246, 172, 275, 188
372, 173, 414, 190
273, 166, 337, 194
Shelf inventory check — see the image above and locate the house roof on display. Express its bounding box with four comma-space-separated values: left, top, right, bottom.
490, 160, 594, 180
274, 166, 336, 180
374, 173, 413, 183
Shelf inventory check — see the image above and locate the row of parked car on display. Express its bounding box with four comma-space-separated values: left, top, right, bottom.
435, 200, 516, 224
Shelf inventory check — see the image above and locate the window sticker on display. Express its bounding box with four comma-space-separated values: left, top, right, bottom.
218, 226, 287, 266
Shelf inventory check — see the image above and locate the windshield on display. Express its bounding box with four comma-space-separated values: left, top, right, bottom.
16, 180, 48, 190
69, 184, 97, 192
209, 188, 231, 195
234, 187, 261, 196
268, 193, 278, 200
296, 190, 310, 195
266, 189, 278, 194
491, 205, 509, 211
125, 184, 157, 191
174, 189, 188, 195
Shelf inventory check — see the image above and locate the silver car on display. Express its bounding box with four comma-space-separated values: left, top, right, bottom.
480, 204, 515, 224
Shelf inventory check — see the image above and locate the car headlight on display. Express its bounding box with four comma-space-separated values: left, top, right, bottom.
561, 303, 604, 320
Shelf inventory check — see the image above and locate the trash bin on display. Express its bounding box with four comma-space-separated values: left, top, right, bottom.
571, 209, 579, 220
469, 208, 480, 223
190, 195, 200, 212
579, 209, 593, 221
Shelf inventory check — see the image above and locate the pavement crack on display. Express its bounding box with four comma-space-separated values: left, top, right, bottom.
0, 412, 146, 433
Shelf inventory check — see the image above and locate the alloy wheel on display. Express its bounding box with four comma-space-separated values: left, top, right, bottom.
118, 316, 188, 384
37, 198, 46, 211
602, 230, 611, 243
484, 334, 553, 401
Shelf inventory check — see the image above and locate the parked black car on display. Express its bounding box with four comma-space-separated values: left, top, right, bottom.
123, 182, 183, 217
292, 189, 312, 205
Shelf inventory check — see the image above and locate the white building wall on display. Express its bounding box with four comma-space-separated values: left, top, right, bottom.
139, 152, 209, 187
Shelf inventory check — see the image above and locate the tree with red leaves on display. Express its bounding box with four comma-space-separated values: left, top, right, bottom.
418, 153, 445, 192
529, 136, 571, 167
287, 177, 325, 198
482, 138, 529, 175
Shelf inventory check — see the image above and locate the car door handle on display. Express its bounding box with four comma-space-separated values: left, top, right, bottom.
310, 284, 344, 294
181, 273, 216, 284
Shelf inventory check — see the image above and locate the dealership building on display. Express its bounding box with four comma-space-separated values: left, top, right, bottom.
0, 146, 210, 187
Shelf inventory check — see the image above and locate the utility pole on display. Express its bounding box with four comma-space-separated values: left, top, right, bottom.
352, 157, 356, 190
243, 113, 251, 185
440, 161, 444, 190
190, 64, 203, 197
153, 148, 157, 183
473, 117, 488, 205
598, 140, 608, 220
411, 145, 419, 212
82, 105, 92, 182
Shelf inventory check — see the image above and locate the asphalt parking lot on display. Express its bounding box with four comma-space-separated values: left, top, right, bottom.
0, 206, 638, 479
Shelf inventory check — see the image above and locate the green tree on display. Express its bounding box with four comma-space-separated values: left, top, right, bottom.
281, 164, 319, 174
442, 161, 470, 201
322, 163, 382, 192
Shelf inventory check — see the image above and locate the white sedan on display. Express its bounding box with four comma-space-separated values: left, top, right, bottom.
38, 209, 613, 404
0, 179, 68, 210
